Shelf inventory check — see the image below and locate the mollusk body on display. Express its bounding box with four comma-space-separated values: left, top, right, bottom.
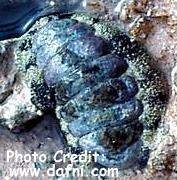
15, 13, 167, 170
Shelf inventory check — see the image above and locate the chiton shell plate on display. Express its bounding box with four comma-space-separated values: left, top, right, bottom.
15, 13, 168, 170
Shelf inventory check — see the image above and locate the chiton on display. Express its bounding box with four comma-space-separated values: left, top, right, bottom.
14, 12, 168, 170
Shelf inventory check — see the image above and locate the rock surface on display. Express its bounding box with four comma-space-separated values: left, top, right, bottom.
0, 42, 16, 103
0, 41, 40, 130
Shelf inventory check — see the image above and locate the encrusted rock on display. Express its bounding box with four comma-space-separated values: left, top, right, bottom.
0, 75, 40, 130
0, 41, 41, 130
0, 42, 16, 103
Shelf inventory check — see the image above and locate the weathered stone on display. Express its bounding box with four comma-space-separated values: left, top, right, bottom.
0, 41, 41, 130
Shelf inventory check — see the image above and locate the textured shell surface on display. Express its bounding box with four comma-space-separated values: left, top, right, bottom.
15, 12, 168, 170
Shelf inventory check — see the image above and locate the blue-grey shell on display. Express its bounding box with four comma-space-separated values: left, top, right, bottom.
15, 13, 168, 170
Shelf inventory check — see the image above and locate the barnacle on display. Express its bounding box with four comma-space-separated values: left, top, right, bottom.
15, 12, 167, 170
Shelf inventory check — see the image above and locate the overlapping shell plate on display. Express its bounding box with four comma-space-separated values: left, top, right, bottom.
14, 13, 168, 170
